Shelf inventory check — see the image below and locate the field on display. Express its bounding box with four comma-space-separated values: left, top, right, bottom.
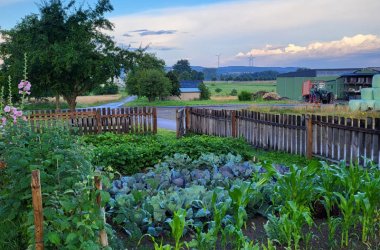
25, 94, 123, 110
125, 97, 293, 107
205, 81, 276, 96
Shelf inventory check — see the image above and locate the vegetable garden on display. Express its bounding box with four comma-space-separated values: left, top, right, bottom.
1, 79, 380, 250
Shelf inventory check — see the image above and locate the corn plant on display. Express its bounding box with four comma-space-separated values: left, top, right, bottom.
354, 172, 380, 242
334, 192, 356, 247
168, 209, 187, 250
265, 201, 313, 250
272, 164, 317, 208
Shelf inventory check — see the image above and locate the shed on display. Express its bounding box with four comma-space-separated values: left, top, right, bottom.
276, 68, 360, 100
169, 80, 201, 100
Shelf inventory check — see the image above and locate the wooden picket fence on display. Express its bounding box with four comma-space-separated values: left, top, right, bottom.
28, 107, 157, 135
181, 107, 380, 165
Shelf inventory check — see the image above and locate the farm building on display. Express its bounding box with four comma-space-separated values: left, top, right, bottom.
276, 68, 358, 100
277, 68, 380, 100
336, 68, 380, 100
168, 80, 201, 100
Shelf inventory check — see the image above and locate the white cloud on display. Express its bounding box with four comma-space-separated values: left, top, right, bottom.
107, 0, 380, 67
238, 34, 380, 58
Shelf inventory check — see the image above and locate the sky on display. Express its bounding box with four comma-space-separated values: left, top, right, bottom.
0, 0, 380, 68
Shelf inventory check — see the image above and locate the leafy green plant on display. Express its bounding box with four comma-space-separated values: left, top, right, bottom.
0, 125, 110, 249
168, 209, 187, 250
334, 192, 355, 247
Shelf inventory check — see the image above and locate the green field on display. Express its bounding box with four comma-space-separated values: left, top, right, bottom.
205, 80, 276, 96
125, 97, 292, 107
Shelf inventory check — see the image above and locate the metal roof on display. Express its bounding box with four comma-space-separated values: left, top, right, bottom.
180, 88, 200, 93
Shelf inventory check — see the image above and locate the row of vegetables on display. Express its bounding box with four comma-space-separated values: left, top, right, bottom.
107, 153, 380, 249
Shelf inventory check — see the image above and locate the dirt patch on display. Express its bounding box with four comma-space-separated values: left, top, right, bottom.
211, 96, 238, 101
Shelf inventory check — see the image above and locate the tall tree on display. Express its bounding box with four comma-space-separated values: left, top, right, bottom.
166, 71, 181, 97
0, 0, 123, 111
172, 59, 204, 81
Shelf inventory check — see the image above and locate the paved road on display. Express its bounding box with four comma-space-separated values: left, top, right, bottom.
90, 95, 137, 109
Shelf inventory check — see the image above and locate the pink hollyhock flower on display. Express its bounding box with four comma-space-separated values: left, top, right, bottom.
24, 82, 31, 91
1, 117, 6, 125
18, 81, 25, 89
15, 110, 23, 117
12, 115, 17, 124
4, 106, 11, 113
19, 90, 23, 94
26, 91, 31, 95
22, 116, 27, 121
11, 107, 18, 114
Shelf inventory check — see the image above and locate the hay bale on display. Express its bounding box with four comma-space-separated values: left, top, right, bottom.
374, 101, 380, 111
372, 74, 380, 88
361, 88, 374, 100
262, 92, 281, 101
252, 91, 268, 100
365, 100, 376, 109
373, 88, 380, 100
360, 101, 369, 111
349, 100, 362, 111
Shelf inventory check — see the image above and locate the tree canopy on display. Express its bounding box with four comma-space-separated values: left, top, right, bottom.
0, 0, 123, 110
172, 59, 204, 81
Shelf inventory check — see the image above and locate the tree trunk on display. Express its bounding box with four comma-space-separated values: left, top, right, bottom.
55, 95, 60, 111
64, 95, 77, 112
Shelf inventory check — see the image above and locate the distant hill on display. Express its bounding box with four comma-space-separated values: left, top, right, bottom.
166, 66, 297, 74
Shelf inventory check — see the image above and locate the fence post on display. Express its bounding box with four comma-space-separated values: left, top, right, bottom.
96, 109, 102, 134
153, 107, 157, 134
95, 175, 108, 247
31, 170, 44, 250
306, 115, 313, 159
176, 108, 180, 138
185, 107, 191, 132
231, 110, 237, 138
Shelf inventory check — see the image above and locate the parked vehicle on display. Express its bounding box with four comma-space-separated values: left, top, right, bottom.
302, 80, 334, 103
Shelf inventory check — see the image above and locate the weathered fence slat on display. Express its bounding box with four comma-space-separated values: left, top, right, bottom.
185, 108, 380, 164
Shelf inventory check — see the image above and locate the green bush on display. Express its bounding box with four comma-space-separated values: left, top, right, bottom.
230, 89, 238, 96
0, 124, 110, 249
82, 133, 254, 175
199, 82, 211, 100
215, 88, 222, 93
238, 91, 252, 101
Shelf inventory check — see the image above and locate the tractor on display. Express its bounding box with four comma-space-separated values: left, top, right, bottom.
302, 80, 335, 104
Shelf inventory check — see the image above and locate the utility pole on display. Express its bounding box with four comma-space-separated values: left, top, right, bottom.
216, 54, 221, 68
249, 55, 255, 67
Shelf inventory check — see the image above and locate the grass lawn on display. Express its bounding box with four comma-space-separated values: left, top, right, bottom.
205, 80, 276, 96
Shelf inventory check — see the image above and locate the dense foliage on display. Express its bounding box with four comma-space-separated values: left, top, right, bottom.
0, 125, 112, 249
108, 152, 380, 249
199, 82, 211, 100
238, 91, 253, 101
220, 71, 279, 81
172, 59, 204, 81
0, 0, 124, 111
82, 133, 254, 175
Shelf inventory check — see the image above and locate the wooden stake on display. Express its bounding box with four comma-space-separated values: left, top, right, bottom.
176, 108, 180, 138
95, 176, 108, 247
306, 115, 313, 159
31, 170, 44, 250
152, 107, 157, 134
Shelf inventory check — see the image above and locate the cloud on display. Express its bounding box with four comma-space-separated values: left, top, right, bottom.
149, 46, 180, 51
237, 34, 380, 58
108, 0, 380, 67
129, 29, 177, 36
122, 33, 132, 37
0, 0, 27, 6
